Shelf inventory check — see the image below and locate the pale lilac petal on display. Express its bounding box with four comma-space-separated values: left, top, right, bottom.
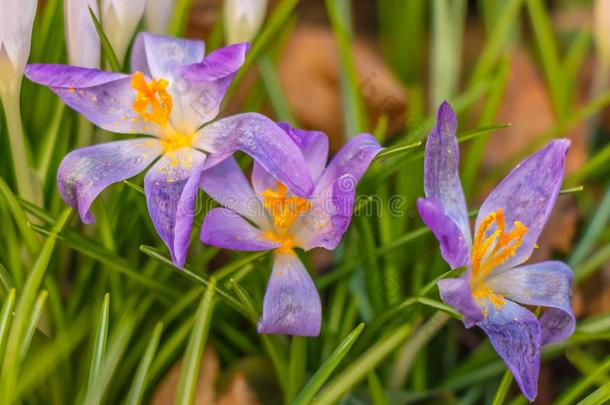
314, 133, 382, 193
476, 139, 570, 272
293, 174, 356, 250
130, 32, 205, 80
25, 64, 157, 135
144, 149, 207, 267
437, 274, 482, 328
257, 252, 321, 336
57, 139, 162, 224
487, 261, 575, 345
417, 197, 470, 269
200, 157, 269, 228
195, 113, 315, 197
172, 43, 250, 126
423, 101, 471, 244
200, 208, 279, 251
478, 300, 541, 402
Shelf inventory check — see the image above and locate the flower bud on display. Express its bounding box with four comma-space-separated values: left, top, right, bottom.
65, 0, 101, 68
101, 0, 146, 64
145, 0, 175, 35
223, 0, 268, 44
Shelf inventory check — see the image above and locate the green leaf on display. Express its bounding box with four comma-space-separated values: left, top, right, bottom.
292, 323, 365, 405
86, 294, 110, 393
259, 54, 296, 123
88, 6, 121, 72
168, 0, 195, 37
175, 279, 217, 405
125, 322, 164, 405
0, 289, 16, 362
286, 336, 307, 403
491, 369, 514, 405
19, 290, 48, 362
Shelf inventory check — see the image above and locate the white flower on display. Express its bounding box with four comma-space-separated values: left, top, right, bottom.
223, 0, 268, 44
595, 0, 610, 67
145, 0, 175, 34
0, 0, 38, 93
101, 0, 146, 64
65, 0, 101, 68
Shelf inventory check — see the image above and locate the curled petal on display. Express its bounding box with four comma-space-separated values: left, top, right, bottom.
257, 252, 321, 336
315, 133, 382, 193
195, 113, 314, 197
131, 32, 204, 81
437, 275, 482, 328
57, 139, 162, 224
478, 300, 541, 402
423, 101, 471, 243
417, 197, 470, 269
487, 261, 575, 345
25, 64, 156, 134
200, 207, 279, 251
144, 149, 207, 267
173, 43, 250, 126
476, 139, 570, 272
200, 157, 269, 228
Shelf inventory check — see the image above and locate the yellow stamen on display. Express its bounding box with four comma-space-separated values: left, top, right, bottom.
470, 208, 528, 307
159, 129, 194, 154
131, 71, 172, 128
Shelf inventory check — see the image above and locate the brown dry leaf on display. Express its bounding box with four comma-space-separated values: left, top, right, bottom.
278, 25, 406, 151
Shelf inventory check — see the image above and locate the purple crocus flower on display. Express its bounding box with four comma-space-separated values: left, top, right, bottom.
417, 102, 575, 401
200, 123, 381, 336
24, 33, 314, 267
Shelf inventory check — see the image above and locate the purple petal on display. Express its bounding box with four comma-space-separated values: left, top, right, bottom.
314, 133, 382, 193
144, 148, 207, 267
478, 300, 541, 402
476, 139, 570, 272
257, 252, 321, 336
417, 197, 470, 269
423, 101, 471, 244
172, 43, 250, 126
437, 274, 482, 328
293, 174, 356, 250
25, 64, 155, 134
200, 207, 279, 251
57, 139, 162, 224
195, 113, 315, 197
487, 261, 575, 345
130, 32, 204, 80
200, 157, 269, 228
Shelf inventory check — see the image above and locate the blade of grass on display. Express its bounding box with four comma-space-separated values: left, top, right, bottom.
556, 353, 610, 405
286, 336, 307, 403
88, 6, 121, 72
0, 289, 16, 362
87, 293, 110, 392
19, 290, 48, 362
258, 54, 296, 123
175, 279, 217, 405
125, 322, 164, 405
491, 369, 514, 405
292, 323, 365, 405
168, 0, 194, 37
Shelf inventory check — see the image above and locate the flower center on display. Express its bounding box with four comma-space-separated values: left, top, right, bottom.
159, 129, 194, 154
470, 208, 528, 307
261, 181, 311, 251
131, 71, 173, 128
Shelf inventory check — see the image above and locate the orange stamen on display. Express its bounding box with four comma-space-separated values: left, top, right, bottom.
131, 71, 173, 128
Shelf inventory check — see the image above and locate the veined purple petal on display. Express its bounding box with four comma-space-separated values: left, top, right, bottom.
200, 157, 269, 228
131, 32, 205, 81
487, 261, 575, 345
314, 133, 382, 193
144, 148, 207, 267
195, 113, 315, 197
57, 139, 162, 224
423, 101, 471, 244
476, 139, 570, 272
437, 274, 482, 327
200, 207, 279, 251
417, 197, 470, 269
293, 174, 356, 251
478, 300, 541, 402
172, 43, 250, 127
25, 64, 156, 134
257, 252, 321, 336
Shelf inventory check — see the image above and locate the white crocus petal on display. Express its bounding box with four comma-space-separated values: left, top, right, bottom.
595, 0, 610, 67
0, 0, 38, 93
65, 0, 101, 68
101, 0, 146, 64
223, 0, 268, 44
145, 0, 175, 34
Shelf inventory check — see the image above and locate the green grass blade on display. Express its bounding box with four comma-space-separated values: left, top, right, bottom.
125, 322, 164, 405
88, 6, 121, 72
490, 369, 514, 405
292, 323, 365, 405
19, 290, 48, 362
175, 278, 217, 405
258, 54, 296, 124
87, 294, 110, 392
286, 336, 307, 403
168, 0, 194, 37
0, 289, 16, 362
556, 353, 610, 405
577, 380, 610, 405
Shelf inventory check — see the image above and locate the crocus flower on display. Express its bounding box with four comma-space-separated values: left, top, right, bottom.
224, 0, 268, 44
145, 0, 175, 35
417, 102, 575, 401
101, 0, 146, 64
65, 0, 100, 68
200, 124, 381, 335
24, 33, 314, 267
